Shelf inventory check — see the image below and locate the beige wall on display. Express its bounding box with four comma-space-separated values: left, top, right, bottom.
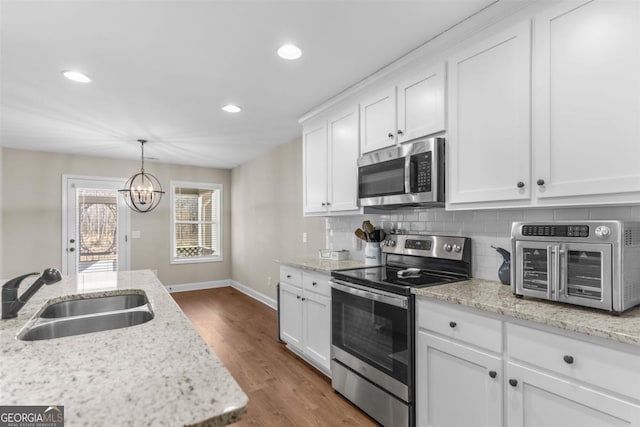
231, 137, 326, 300
1, 148, 231, 285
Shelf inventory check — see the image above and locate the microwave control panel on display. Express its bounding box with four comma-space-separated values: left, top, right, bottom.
410, 152, 431, 193
521, 224, 589, 238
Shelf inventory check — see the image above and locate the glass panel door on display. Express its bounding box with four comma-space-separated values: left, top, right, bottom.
560, 243, 611, 309
64, 177, 129, 275
517, 242, 552, 294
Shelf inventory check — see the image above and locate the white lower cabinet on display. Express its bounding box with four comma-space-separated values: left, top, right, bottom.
416, 298, 640, 426
417, 331, 503, 427
279, 267, 331, 375
507, 361, 640, 427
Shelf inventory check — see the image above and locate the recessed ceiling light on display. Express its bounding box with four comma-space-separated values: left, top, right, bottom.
222, 104, 241, 113
62, 70, 91, 83
277, 44, 302, 60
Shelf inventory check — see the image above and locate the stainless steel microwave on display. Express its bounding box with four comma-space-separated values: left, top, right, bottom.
357, 137, 445, 208
511, 221, 640, 313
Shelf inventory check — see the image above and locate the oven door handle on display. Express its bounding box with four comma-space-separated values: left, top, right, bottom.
329, 279, 408, 309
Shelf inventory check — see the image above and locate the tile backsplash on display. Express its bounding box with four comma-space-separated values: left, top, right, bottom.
326, 205, 640, 282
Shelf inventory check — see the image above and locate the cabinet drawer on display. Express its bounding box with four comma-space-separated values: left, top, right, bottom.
302, 271, 331, 297
507, 323, 640, 401
417, 299, 502, 353
280, 266, 302, 287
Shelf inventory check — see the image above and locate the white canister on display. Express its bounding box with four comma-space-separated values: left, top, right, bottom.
364, 242, 381, 266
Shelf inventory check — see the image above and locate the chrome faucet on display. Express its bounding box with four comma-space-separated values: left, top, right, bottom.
2, 268, 62, 319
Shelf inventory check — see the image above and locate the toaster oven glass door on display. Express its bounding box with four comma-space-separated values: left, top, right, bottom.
516, 241, 612, 310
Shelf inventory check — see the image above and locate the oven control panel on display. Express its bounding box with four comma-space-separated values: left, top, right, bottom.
382, 234, 470, 262
521, 224, 589, 238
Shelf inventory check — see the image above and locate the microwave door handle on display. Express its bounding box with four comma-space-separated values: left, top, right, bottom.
405, 156, 411, 193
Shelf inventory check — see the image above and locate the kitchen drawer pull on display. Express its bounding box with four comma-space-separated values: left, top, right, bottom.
449, 321, 457, 328
489, 371, 497, 379
509, 379, 518, 387
517, 181, 525, 188
563, 355, 574, 364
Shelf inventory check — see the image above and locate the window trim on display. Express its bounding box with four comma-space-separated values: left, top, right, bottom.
170, 180, 223, 264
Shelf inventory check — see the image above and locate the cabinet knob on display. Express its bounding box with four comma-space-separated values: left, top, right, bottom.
537, 179, 545, 186
296, 295, 301, 300
287, 275, 291, 278
69, 247, 75, 252
301, 297, 306, 301
449, 321, 457, 328
397, 129, 404, 136
517, 181, 525, 188
387, 132, 394, 139
326, 202, 331, 206
312, 282, 318, 286
69, 239, 76, 243
321, 202, 326, 206
489, 371, 497, 379
563, 355, 574, 364
509, 379, 518, 387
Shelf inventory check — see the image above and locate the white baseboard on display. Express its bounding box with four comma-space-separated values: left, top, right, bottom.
229, 280, 277, 310
167, 279, 277, 311
166, 280, 230, 293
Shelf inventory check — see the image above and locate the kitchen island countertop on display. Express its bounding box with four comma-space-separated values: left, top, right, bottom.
277, 257, 368, 273
413, 278, 640, 347
0, 270, 247, 426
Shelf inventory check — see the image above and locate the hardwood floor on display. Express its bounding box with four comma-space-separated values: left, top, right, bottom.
172, 287, 378, 426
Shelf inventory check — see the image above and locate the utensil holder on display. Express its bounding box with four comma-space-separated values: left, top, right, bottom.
364, 242, 381, 266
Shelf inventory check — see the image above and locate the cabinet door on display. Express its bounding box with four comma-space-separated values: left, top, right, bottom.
328, 107, 360, 212
417, 331, 503, 427
302, 120, 328, 214
279, 282, 303, 351
302, 291, 331, 373
360, 87, 397, 154
447, 21, 531, 205
507, 362, 640, 427
397, 62, 446, 143
533, 0, 640, 202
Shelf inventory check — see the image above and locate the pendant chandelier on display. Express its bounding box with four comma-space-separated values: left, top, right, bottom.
119, 139, 165, 213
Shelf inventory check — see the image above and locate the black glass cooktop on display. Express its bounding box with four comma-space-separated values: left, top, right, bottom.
331, 266, 463, 296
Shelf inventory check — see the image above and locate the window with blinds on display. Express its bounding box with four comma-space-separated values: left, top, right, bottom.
170, 181, 222, 263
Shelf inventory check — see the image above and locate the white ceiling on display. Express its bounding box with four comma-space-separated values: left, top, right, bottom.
1, 0, 497, 169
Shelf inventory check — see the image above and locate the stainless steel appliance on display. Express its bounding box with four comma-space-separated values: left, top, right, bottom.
330, 234, 471, 426
357, 137, 445, 208
511, 221, 640, 312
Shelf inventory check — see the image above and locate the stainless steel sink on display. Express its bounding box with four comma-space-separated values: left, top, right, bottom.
17, 291, 154, 341
40, 293, 148, 318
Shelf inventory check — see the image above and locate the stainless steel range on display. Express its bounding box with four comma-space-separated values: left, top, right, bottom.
329, 234, 472, 427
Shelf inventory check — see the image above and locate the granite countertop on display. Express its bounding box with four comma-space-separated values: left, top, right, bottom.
277, 257, 368, 273
413, 279, 640, 347
0, 270, 247, 426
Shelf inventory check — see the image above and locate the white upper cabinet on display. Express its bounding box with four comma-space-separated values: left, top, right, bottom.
360, 62, 446, 154
302, 120, 328, 214
447, 21, 532, 206
360, 87, 397, 154
532, 0, 640, 203
302, 106, 361, 216
328, 107, 360, 212
397, 62, 446, 143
